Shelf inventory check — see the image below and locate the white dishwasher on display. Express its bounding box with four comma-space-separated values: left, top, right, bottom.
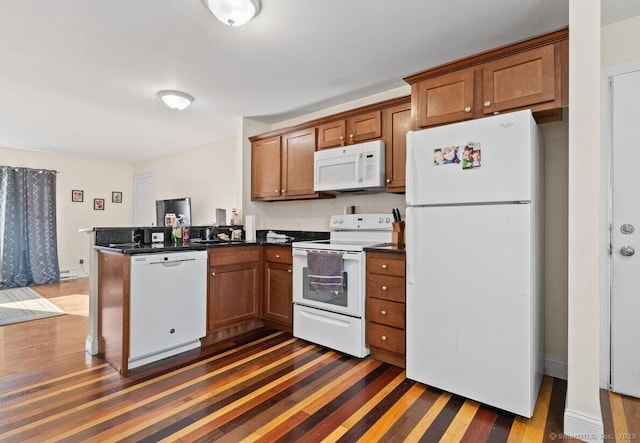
129, 250, 207, 369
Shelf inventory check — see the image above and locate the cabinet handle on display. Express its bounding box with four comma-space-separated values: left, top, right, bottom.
381, 264, 388, 269
211, 272, 215, 276
484, 100, 491, 107
381, 285, 388, 291
288, 268, 292, 273
386, 178, 391, 183
381, 335, 387, 341
275, 189, 279, 193
275, 254, 280, 258
464, 106, 471, 112
380, 310, 387, 315
281, 189, 285, 193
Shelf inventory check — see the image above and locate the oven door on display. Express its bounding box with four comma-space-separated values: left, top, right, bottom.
292, 248, 365, 317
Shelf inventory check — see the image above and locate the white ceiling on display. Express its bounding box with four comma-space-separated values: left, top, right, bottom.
0, 1, 638, 163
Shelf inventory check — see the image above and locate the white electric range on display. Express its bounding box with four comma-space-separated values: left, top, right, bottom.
292, 213, 393, 357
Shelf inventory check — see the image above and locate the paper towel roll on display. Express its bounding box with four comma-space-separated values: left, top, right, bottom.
244, 215, 256, 242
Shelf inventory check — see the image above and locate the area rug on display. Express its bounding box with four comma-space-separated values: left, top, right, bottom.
0, 286, 65, 326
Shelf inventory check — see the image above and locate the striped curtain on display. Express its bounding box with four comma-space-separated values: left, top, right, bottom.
0, 166, 60, 288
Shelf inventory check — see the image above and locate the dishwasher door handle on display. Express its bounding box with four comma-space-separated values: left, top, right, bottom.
150, 258, 196, 267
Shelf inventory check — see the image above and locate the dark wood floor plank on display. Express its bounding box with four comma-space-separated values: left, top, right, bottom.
544, 377, 568, 439
376, 385, 444, 443
460, 406, 499, 442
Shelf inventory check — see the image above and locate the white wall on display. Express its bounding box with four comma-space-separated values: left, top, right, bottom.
564, 0, 604, 440
0, 146, 135, 276
602, 15, 640, 68
134, 137, 239, 226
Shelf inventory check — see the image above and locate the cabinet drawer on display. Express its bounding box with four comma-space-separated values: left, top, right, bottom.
366, 298, 404, 329
367, 254, 405, 277
366, 274, 405, 302
367, 322, 405, 354
209, 246, 261, 266
264, 246, 292, 264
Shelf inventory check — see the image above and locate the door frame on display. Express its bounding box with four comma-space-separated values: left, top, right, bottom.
601, 60, 640, 389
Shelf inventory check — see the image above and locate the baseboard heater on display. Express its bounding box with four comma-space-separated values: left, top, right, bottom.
60, 270, 78, 279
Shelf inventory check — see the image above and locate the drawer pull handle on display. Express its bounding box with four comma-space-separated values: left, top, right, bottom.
381, 264, 388, 269
381, 335, 387, 341
380, 310, 387, 315
275, 254, 280, 258
211, 272, 216, 276
288, 269, 292, 273
381, 285, 388, 291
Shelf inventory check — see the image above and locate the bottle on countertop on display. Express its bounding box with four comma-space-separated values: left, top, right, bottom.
230, 208, 240, 226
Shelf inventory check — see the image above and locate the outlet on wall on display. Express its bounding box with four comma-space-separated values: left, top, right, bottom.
79, 259, 84, 265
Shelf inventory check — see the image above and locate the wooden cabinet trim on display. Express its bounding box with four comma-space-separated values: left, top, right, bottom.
249, 96, 410, 143
403, 28, 568, 84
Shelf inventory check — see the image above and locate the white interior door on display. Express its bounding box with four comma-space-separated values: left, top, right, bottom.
133, 172, 155, 226
611, 69, 640, 398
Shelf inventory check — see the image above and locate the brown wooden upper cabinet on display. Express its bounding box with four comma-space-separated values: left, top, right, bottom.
382, 101, 411, 193
413, 67, 475, 129
251, 136, 282, 200
251, 128, 328, 201
481, 44, 556, 115
317, 110, 382, 149
405, 28, 568, 129
281, 127, 316, 198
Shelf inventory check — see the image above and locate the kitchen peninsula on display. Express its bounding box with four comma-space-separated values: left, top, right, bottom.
89, 226, 328, 375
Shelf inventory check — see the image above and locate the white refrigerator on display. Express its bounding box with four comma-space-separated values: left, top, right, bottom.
405, 109, 544, 417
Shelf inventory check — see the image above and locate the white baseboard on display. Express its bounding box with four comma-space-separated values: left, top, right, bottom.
545, 357, 568, 380
564, 409, 605, 443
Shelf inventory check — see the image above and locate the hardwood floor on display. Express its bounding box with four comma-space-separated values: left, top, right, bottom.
0, 278, 638, 442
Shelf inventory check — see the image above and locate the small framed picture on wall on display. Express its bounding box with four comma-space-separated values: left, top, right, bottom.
72, 190, 83, 202
94, 198, 105, 210
112, 191, 122, 203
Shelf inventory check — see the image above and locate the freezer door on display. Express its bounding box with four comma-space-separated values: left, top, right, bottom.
405, 204, 542, 417
406, 109, 541, 206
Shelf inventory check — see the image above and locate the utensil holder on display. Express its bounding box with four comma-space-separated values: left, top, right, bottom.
391, 221, 405, 247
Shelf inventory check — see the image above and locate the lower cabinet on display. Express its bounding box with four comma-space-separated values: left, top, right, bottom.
366, 250, 406, 368
262, 245, 293, 333
206, 246, 261, 340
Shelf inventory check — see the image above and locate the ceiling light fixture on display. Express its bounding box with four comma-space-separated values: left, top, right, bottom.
202, 0, 260, 26
157, 90, 194, 110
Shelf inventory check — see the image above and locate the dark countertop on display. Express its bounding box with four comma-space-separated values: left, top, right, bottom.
364, 243, 406, 254
94, 230, 330, 255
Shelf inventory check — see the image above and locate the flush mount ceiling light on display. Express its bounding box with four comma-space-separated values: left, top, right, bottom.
157, 90, 194, 110
202, 0, 260, 26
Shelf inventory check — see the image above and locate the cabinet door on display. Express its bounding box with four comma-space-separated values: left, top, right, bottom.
317, 120, 346, 149
481, 45, 556, 115
415, 68, 475, 128
347, 110, 382, 144
263, 261, 293, 327
282, 128, 316, 197
382, 102, 411, 192
208, 261, 260, 331
251, 136, 281, 200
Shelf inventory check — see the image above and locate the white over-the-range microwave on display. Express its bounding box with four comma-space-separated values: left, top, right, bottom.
313, 140, 385, 193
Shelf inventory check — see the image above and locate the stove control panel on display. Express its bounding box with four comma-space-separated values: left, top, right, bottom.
329, 213, 394, 230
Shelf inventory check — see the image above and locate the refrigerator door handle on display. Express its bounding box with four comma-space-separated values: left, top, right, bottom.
405, 206, 414, 285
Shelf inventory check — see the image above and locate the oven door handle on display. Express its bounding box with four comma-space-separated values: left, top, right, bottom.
292, 249, 361, 260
